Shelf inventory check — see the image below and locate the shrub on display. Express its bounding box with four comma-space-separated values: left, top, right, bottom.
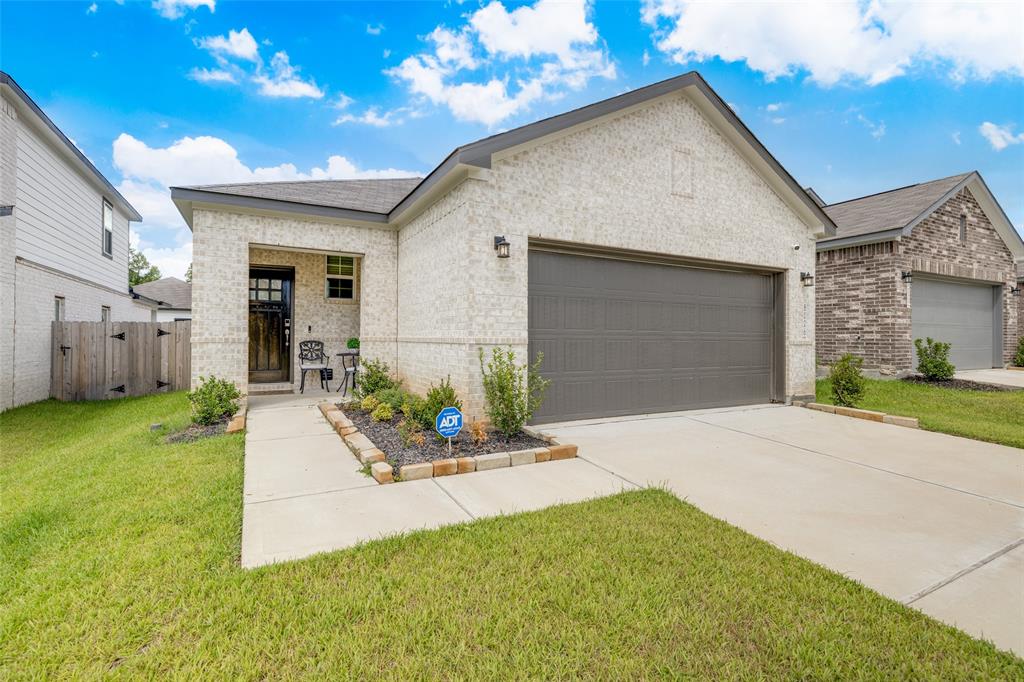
397, 418, 425, 447
360, 395, 380, 412
468, 420, 489, 446
1014, 337, 1024, 368
374, 387, 406, 412
187, 376, 241, 426
400, 394, 429, 426
371, 402, 394, 422
423, 377, 462, 432
357, 358, 395, 398
478, 346, 551, 438
914, 337, 955, 381
828, 354, 866, 408
346, 337, 360, 349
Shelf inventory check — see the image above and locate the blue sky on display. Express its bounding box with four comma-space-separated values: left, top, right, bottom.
3, 0, 1022, 278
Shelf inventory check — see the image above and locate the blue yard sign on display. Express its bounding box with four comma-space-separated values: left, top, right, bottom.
435, 406, 463, 439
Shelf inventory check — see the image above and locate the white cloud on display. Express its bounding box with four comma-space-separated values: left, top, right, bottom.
387, 0, 614, 126
152, 0, 214, 20
197, 27, 259, 62
334, 106, 413, 127
979, 121, 1024, 151
114, 133, 420, 278
367, 23, 384, 36
383, 48, 391, 59
642, 1, 1024, 86
188, 67, 236, 84
252, 51, 324, 98
770, 117, 785, 125
951, 131, 961, 145
857, 113, 886, 139
642, 49, 650, 67
765, 102, 782, 112
87, 3, 97, 14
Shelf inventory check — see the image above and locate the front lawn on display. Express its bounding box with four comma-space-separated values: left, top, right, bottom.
2, 395, 1020, 677
817, 377, 1024, 449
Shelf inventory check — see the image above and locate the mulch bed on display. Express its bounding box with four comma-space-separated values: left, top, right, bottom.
901, 376, 1018, 392
343, 405, 549, 472
165, 420, 229, 443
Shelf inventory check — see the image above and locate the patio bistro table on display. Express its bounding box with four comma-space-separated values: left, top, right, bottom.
335, 349, 360, 395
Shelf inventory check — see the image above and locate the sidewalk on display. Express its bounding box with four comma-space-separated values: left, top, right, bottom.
240, 393, 635, 568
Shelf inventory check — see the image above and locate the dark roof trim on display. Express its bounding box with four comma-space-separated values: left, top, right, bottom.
0, 71, 142, 222
170, 187, 389, 224
804, 187, 826, 208
816, 227, 903, 251
128, 288, 161, 307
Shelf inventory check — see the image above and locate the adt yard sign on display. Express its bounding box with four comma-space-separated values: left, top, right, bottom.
435, 406, 463, 439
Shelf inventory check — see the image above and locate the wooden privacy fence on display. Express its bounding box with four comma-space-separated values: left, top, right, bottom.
51, 321, 191, 402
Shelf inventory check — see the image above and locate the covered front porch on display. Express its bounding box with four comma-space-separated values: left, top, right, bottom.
247, 245, 362, 396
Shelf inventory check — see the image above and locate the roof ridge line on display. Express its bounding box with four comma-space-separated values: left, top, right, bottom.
192, 176, 424, 189
825, 171, 972, 208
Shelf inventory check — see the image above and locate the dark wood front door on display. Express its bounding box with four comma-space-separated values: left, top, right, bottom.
248, 267, 293, 383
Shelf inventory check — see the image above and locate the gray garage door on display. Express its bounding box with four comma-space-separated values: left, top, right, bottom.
912, 277, 996, 370
528, 250, 774, 423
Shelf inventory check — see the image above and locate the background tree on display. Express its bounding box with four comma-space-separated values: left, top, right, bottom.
129, 246, 161, 286
185, 263, 192, 283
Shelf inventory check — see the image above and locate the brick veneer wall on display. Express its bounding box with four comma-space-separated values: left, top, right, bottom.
816, 187, 1018, 373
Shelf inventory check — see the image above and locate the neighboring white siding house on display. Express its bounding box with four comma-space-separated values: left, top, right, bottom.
0, 72, 152, 411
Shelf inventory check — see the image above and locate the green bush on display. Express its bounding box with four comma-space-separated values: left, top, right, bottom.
914, 337, 955, 381
423, 377, 462, 434
357, 358, 395, 397
187, 376, 241, 425
828, 354, 867, 408
478, 346, 551, 438
346, 337, 360, 349
360, 395, 380, 412
374, 387, 406, 411
1014, 337, 1024, 368
371, 402, 394, 422
397, 418, 425, 446
400, 394, 429, 428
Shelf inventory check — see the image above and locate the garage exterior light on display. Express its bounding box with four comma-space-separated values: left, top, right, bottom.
494, 235, 510, 259
800, 272, 814, 287
901, 271, 913, 283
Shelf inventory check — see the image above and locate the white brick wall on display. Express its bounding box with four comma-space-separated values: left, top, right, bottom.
9, 260, 152, 407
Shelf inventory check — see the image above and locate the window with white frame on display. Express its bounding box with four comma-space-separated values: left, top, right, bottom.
101, 306, 111, 323
325, 255, 357, 300
102, 199, 114, 257
54, 296, 65, 321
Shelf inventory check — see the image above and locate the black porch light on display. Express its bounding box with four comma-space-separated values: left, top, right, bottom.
1011, 285, 1021, 296
901, 271, 913, 283
799, 271, 814, 287
494, 235, 511, 259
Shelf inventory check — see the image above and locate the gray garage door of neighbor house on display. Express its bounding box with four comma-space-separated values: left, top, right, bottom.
912, 277, 1000, 370
528, 249, 777, 424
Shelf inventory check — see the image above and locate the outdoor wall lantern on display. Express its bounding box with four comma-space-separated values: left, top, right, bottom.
494, 235, 511, 259
901, 271, 913, 283
800, 272, 814, 287
1012, 286, 1021, 296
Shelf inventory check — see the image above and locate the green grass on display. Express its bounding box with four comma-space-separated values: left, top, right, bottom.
817, 377, 1024, 449
2, 395, 1021, 678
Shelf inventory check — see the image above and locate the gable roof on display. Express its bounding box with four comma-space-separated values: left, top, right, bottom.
177, 178, 422, 215
131, 277, 192, 310
172, 72, 834, 235
817, 172, 1024, 260
0, 71, 142, 222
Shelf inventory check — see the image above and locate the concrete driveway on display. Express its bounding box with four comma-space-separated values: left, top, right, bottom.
955, 368, 1024, 389
539, 405, 1024, 656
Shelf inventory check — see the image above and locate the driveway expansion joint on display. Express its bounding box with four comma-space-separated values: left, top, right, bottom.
902, 537, 1024, 605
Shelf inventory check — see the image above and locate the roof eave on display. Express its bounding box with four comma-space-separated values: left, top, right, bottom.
0, 71, 143, 222
816, 228, 903, 251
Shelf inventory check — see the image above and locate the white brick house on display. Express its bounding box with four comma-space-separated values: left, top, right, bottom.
174, 73, 835, 423
0, 72, 153, 411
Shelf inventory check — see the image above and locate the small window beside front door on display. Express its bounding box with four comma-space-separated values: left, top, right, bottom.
325, 255, 356, 300
102, 199, 114, 258
249, 277, 284, 301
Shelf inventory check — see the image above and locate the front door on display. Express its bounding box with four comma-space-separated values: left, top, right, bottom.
248, 267, 293, 383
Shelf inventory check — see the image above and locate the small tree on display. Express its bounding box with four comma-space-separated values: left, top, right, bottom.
478, 346, 550, 439
829, 353, 866, 408
914, 337, 955, 381
129, 246, 161, 286
1014, 337, 1024, 368
184, 263, 193, 283
423, 377, 462, 432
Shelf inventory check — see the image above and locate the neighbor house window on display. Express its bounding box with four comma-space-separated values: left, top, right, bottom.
101, 306, 110, 323
325, 255, 356, 300
959, 214, 967, 243
102, 199, 114, 257
54, 296, 65, 321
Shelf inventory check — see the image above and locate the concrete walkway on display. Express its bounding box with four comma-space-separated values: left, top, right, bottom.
955, 368, 1024, 389
241, 396, 1023, 655
241, 393, 635, 568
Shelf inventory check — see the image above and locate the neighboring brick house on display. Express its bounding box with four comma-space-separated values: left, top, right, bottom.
815, 172, 1023, 375
173, 72, 837, 423
0, 72, 153, 411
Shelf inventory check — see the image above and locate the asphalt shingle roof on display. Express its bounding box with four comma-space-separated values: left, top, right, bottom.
132, 277, 192, 309
181, 177, 423, 214
822, 173, 971, 240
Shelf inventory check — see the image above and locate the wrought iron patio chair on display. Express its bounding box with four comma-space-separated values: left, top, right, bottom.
298, 340, 330, 393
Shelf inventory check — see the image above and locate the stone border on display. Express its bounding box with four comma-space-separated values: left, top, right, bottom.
793, 401, 919, 429
225, 408, 247, 434
317, 402, 577, 484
